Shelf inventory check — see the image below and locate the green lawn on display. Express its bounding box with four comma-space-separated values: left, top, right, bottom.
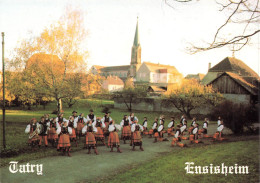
95, 140, 259, 183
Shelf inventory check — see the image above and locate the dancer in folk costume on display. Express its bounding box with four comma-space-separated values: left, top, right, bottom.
217, 116, 222, 126
93, 117, 106, 146
47, 118, 59, 147
167, 117, 175, 137
38, 116, 49, 148
87, 109, 96, 123
189, 123, 200, 144
101, 112, 112, 138
56, 113, 68, 125
142, 117, 148, 135
108, 121, 122, 153
180, 120, 188, 140
152, 118, 159, 143
131, 123, 144, 151
199, 118, 210, 138
188, 117, 197, 134
25, 118, 40, 148
180, 115, 186, 126
120, 115, 132, 144
68, 116, 78, 146
76, 113, 87, 139
82, 121, 99, 155
57, 121, 73, 157
128, 112, 138, 125
171, 125, 187, 147
213, 120, 225, 141
158, 116, 165, 141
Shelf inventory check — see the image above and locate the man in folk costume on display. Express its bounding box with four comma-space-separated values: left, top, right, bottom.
56, 113, 68, 126
158, 116, 165, 141
76, 113, 87, 139
167, 117, 175, 137
56, 121, 73, 157
101, 112, 112, 138
108, 121, 122, 153
148, 117, 158, 138
142, 117, 148, 135
152, 118, 159, 143
180, 115, 186, 126
128, 112, 138, 125
120, 115, 132, 144
38, 116, 49, 148
217, 116, 221, 126
131, 123, 144, 151
25, 118, 40, 149
198, 118, 210, 138
82, 121, 99, 155
188, 117, 197, 134
171, 125, 186, 147
68, 116, 78, 146
87, 109, 96, 123
189, 123, 200, 144
180, 120, 188, 140
47, 118, 59, 147
213, 120, 225, 141
93, 117, 106, 146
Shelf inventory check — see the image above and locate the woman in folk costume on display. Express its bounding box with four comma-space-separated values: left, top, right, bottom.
180, 120, 188, 140
188, 117, 197, 134
87, 109, 96, 123
131, 123, 144, 151
68, 116, 78, 146
152, 118, 159, 143
56, 121, 73, 157
108, 121, 122, 153
120, 115, 132, 144
158, 116, 165, 141
198, 118, 210, 138
189, 123, 200, 144
25, 118, 40, 148
217, 116, 222, 126
180, 115, 186, 126
167, 117, 175, 137
82, 121, 99, 155
38, 116, 49, 148
171, 125, 186, 147
47, 118, 59, 147
101, 112, 113, 138
142, 117, 148, 135
76, 113, 87, 139
56, 113, 68, 126
128, 112, 138, 125
93, 117, 106, 146
213, 120, 225, 141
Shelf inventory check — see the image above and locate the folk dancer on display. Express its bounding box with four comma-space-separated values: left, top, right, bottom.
167, 117, 175, 137
101, 112, 112, 138
68, 116, 78, 146
76, 113, 87, 139
180, 120, 188, 140
180, 115, 186, 126
93, 117, 106, 146
87, 109, 96, 123
120, 115, 132, 144
82, 121, 99, 155
188, 117, 196, 134
158, 116, 165, 141
128, 113, 138, 125
213, 120, 225, 141
189, 123, 200, 144
142, 117, 148, 135
198, 118, 210, 138
25, 118, 40, 148
56, 121, 73, 157
56, 113, 68, 126
131, 123, 144, 151
217, 116, 221, 126
152, 118, 159, 143
38, 116, 49, 148
47, 118, 59, 147
171, 125, 186, 147
108, 121, 122, 153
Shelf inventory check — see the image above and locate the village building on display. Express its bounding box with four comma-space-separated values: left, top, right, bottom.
185, 73, 205, 83
101, 76, 124, 92
202, 57, 259, 105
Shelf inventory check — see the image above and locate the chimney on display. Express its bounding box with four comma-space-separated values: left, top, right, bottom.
208, 62, 211, 71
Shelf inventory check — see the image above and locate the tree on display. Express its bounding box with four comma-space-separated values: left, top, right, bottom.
163, 79, 223, 118
165, 0, 260, 53
113, 85, 147, 112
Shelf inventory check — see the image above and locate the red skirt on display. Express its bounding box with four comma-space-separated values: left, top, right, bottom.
57, 134, 70, 149
189, 135, 195, 141
76, 123, 84, 134
154, 132, 159, 138
70, 128, 76, 139
167, 128, 173, 134
132, 131, 142, 144
48, 127, 58, 140
95, 127, 104, 139
108, 132, 120, 147
86, 132, 96, 145
148, 129, 153, 135
122, 126, 131, 137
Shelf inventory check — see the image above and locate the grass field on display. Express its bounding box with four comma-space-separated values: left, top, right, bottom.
94, 140, 259, 183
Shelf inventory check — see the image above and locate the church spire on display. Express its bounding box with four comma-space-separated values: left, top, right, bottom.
133, 17, 140, 47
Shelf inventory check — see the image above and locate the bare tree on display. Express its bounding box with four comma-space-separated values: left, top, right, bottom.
165, 0, 260, 53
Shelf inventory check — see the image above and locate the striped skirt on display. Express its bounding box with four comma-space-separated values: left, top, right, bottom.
108, 132, 120, 147
57, 134, 70, 149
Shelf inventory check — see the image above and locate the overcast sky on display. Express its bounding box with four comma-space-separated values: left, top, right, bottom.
0, 0, 259, 76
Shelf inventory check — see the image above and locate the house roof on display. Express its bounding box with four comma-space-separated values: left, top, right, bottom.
185, 73, 205, 81
104, 76, 124, 85
148, 85, 167, 93
208, 72, 258, 95
143, 62, 181, 75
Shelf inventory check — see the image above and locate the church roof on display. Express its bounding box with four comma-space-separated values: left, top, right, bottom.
143, 62, 181, 75
100, 65, 130, 72
133, 17, 140, 47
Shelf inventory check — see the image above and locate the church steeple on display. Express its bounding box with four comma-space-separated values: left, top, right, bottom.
130, 17, 141, 77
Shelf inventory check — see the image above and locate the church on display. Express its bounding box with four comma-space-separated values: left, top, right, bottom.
90, 18, 183, 88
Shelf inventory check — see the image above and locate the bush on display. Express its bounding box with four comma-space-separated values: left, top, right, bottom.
210, 101, 258, 134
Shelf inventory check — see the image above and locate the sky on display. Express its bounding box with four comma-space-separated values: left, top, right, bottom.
0, 0, 259, 76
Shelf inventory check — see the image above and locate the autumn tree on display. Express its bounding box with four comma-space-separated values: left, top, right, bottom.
163, 79, 223, 118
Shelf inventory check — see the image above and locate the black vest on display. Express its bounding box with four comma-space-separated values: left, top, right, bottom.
61, 126, 69, 134
88, 114, 94, 120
